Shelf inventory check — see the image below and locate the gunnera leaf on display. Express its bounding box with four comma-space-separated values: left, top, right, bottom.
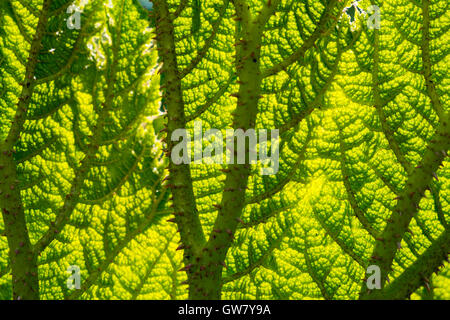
0, 0, 448, 300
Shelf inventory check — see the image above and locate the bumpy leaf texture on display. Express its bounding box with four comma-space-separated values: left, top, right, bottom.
0, 0, 448, 300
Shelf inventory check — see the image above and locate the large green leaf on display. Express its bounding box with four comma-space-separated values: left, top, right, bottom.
0, 0, 448, 300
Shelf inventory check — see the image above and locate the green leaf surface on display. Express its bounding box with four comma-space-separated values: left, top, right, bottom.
0, 0, 448, 300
